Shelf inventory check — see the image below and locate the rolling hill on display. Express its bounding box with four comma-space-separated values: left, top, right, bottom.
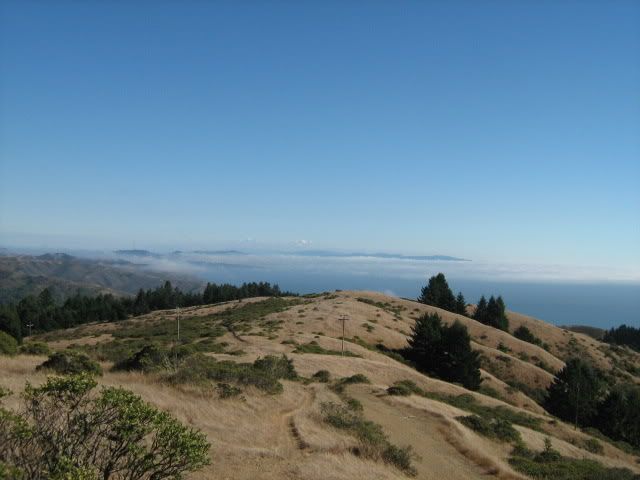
2, 290, 639, 479
0, 253, 204, 303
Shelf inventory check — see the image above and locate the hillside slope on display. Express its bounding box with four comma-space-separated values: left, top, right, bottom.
2, 290, 639, 479
0, 253, 203, 303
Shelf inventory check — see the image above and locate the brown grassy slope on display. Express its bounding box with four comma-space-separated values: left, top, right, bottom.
4, 291, 639, 479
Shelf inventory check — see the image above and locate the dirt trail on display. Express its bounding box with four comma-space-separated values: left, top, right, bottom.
348, 385, 491, 480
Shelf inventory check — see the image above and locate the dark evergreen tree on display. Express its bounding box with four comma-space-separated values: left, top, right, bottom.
473, 296, 488, 323
544, 358, 605, 428
594, 384, 640, 449
454, 292, 467, 315
0, 305, 22, 343
418, 273, 456, 311
405, 312, 482, 390
473, 295, 508, 331
603, 324, 640, 352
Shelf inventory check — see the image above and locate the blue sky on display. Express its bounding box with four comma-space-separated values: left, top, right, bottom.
1, 1, 639, 271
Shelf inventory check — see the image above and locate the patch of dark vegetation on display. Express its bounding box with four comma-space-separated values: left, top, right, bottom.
167, 353, 297, 395
545, 358, 640, 454
509, 438, 639, 480
603, 324, 640, 352
0, 331, 18, 355
403, 312, 482, 390
1, 280, 295, 339
112, 344, 171, 372
330, 374, 371, 394
458, 414, 521, 443
513, 325, 550, 350
312, 369, 331, 383
321, 402, 417, 475
293, 340, 360, 357
36, 351, 102, 376
18, 341, 51, 355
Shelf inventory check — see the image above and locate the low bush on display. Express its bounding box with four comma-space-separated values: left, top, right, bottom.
0, 374, 210, 479
387, 384, 413, 396
0, 332, 18, 356
18, 342, 51, 356
112, 344, 170, 372
331, 374, 371, 393
509, 438, 637, 480
168, 353, 296, 395
312, 369, 331, 383
37, 351, 102, 376
458, 415, 521, 443
253, 355, 297, 380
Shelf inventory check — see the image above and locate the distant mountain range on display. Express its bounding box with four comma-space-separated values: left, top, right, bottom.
0, 253, 203, 304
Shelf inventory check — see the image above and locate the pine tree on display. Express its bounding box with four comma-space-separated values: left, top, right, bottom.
474, 296, 487, 324
455, 292, 467, 315
406, 313, 482, 391
417, 273, 456, 311
545, 358, 605, 428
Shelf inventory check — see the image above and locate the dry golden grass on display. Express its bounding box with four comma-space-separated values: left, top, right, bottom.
3, 290, 639, 479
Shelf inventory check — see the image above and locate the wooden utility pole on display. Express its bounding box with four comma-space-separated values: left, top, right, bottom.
339, 314, 349, 356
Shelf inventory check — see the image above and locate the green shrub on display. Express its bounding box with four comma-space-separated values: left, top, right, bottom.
458, 415, 521, 443
0, 374, 210, 479
112, 344, 170, 372
253, 355, 297, 380
37, 351, 102, 376
168, 353, 296, 395
0, 332, 18, 356
18, 342, 51, 356
331, 374, 371, 393
387, 384, 412, 396
312, 370, 331, 383
509, 438, 637, 480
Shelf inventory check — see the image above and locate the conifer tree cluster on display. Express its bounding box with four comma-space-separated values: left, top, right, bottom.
544, 358, 640, 449
404, 312, 482, 390
603, 324, 640, 352
0, 281, 290, 341
473, 295, 509, 331
417, 273, 467, 315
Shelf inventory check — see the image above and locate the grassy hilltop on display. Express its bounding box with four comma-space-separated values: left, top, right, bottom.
2, 290, 640, 479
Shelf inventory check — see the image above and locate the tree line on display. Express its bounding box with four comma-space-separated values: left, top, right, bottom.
418, 273, 509, 331
545, 357, 640, 450
603, 324, 640, 352
0, 280, 290, 342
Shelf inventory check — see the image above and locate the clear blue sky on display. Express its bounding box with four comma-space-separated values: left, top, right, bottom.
1, 1, 639, 269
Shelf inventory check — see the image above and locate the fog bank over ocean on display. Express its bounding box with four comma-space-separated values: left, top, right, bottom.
122, 251, 639, 329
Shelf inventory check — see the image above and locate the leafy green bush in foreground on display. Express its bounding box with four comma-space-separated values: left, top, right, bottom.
0, 375, 210, 479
